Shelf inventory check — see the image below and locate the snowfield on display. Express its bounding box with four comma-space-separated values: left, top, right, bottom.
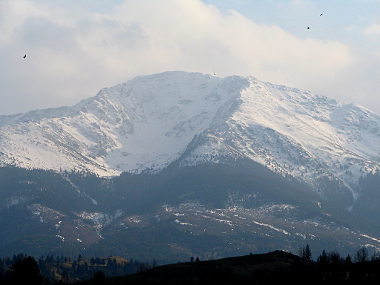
0, 71, 379, 198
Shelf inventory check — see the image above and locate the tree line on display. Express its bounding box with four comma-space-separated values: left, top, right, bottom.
1, 246, 380, 284
300, 244, 378, 264
0, 253, 156, 284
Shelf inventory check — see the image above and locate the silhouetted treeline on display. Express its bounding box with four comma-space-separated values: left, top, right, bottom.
0, 253, 156, 284
2, 246, 380, 284
312, 246, 380, 284
84, 246, 380, 285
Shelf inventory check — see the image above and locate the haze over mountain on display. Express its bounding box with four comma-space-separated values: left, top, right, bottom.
0, 71, 379, 261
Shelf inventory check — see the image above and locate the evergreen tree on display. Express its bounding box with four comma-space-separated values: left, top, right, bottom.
317, 250, 328, 265
327, 251, 342, 265
355, 247, 368, 263
301, 244, 312, 262
345, 254, 352, 265
10, 256, 42, 285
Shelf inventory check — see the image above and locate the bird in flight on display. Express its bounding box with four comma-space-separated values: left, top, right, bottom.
307, 27, 310, 30
23, 54, 27, 59
320, 13, 323, 16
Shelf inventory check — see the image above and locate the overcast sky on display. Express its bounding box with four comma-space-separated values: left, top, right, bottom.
1, 0, 380, 115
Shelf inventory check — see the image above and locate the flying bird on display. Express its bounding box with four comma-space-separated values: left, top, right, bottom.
320, 13, 323, 16
307, 27, 310, 30
23, 54, 27, 59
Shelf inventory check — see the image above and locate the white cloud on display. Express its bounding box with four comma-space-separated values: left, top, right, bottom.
363, 24, 380, 36
289, 0, 314, 8
0, 0, 378, 114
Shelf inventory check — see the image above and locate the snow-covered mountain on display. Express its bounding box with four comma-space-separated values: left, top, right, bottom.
0, 71, 379, 198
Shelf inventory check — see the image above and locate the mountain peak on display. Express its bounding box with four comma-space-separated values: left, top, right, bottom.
0, 71, 379, 198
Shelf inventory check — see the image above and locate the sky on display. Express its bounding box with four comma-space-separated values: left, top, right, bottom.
1, 0, 380, 115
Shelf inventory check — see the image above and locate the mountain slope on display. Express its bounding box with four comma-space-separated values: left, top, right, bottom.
2, 165, 380, 261
1, 71, 378, 200
0, 72, 246, 176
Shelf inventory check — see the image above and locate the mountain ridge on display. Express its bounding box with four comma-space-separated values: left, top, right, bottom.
0, 71, 379, 199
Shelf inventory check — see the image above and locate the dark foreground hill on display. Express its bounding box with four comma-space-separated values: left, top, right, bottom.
79, 250, 380, 285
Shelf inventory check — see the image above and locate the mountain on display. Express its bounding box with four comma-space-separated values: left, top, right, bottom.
0, 71, 379, 196
0, 71, 379, 261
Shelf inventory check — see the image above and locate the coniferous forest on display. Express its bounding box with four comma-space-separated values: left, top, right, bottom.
2, 246, 380, 284
0, 253, 155, 284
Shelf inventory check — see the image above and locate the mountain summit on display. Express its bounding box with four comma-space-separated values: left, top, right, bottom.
1, 71, 380, 260
0, 71, 379, 198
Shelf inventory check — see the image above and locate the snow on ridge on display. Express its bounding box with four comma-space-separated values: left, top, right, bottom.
0, 72, 248, 175
179, 75, 380, 196
0, 71, 379, 197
